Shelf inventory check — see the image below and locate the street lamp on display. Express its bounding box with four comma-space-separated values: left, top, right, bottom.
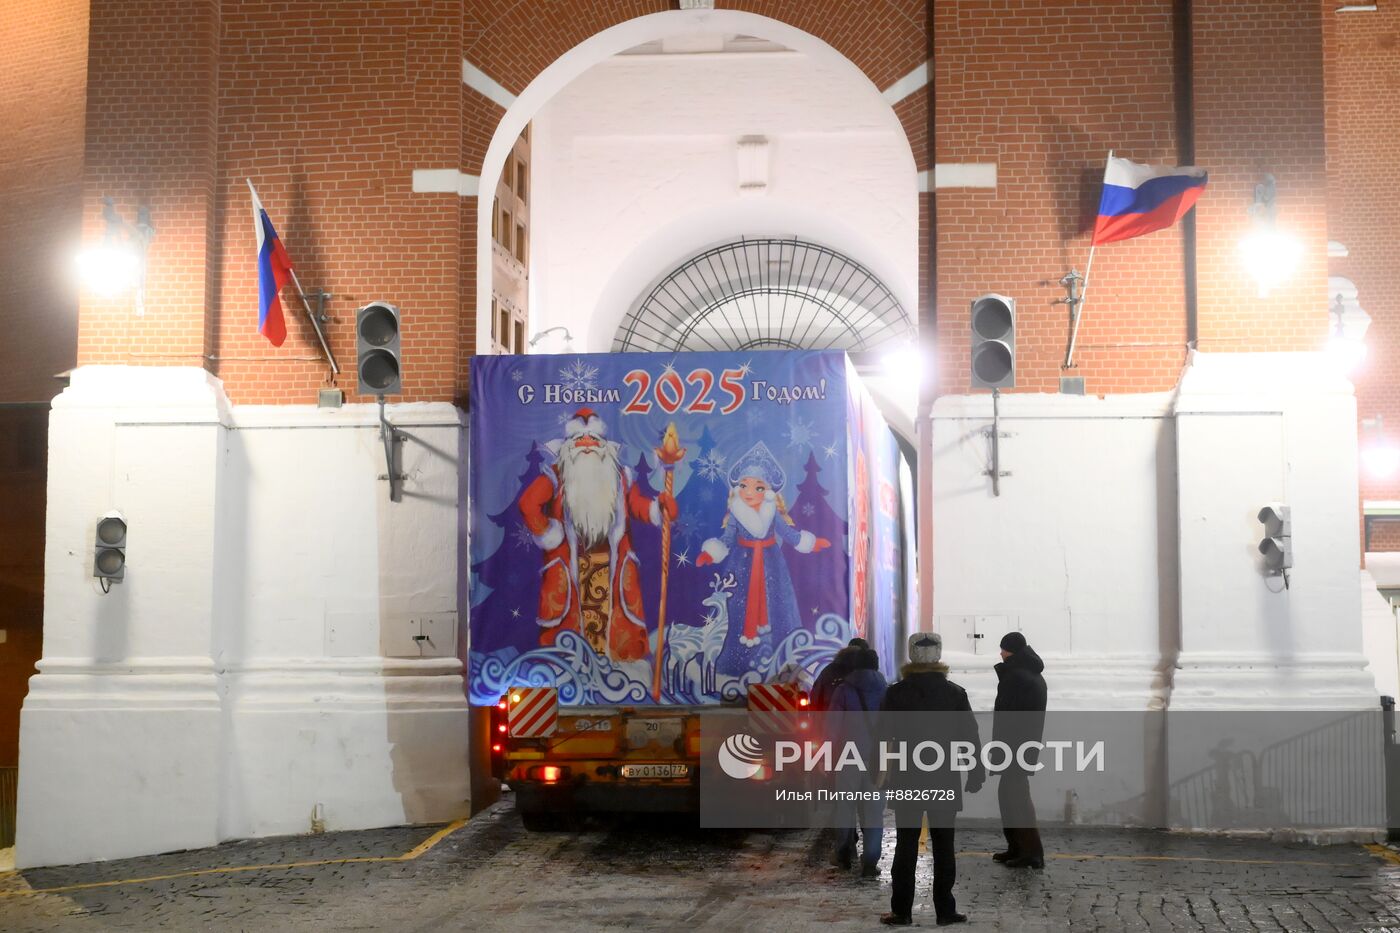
1238, 175, 1302, 299
76, 197, 154, 314
528, 326, 574, 353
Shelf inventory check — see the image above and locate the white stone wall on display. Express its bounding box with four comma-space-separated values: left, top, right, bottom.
931, 391, 1179, 709
932, 352, 1378, 712
17, 367, 470, 867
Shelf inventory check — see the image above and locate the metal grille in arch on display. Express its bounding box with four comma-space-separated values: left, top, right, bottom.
612, 238, 911, 354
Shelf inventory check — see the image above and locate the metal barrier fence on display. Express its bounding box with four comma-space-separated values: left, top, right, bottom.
1168, 709, 1387, 829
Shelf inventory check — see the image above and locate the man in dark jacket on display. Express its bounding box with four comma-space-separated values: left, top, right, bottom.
992, 631, 1047, 869
829, 647, 887, 876
877, 633, 984, 927
811, 637, 869, 711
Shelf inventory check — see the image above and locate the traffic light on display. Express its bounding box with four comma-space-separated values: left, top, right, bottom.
357, 301, 401, 396
93, 511, 127, 587
970, 294, 1015, 389
1257, 503, 1292, 575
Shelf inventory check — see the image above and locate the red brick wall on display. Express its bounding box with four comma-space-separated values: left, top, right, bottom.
1368, 521, 1400, 553
1333, 6, 1400, 511
933, 0, 1187, 396
0, 0, 87, 404
76, 0, 220, 371
49, 1, 1343, 405
213, 0, 463, 405
1191, 0, 1331, 355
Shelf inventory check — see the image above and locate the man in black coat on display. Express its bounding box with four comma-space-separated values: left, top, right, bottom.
877, 632, 984, 927
992, 631, 1047, 869
811, 637, 869, 711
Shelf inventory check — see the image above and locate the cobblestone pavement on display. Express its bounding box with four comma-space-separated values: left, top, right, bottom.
3, 800, 1400, 932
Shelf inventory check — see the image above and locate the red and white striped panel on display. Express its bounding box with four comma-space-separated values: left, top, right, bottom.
507, 687, 558, 738
747, 683, 803, 735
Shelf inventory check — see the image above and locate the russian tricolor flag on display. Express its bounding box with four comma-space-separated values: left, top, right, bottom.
1092, 156, 1208, 246
247, 179, 292, 346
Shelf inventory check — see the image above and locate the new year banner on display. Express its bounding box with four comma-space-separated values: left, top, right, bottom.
469, 350, 894, 706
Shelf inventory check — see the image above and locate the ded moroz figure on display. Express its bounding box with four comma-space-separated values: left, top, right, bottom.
518, 407, 677, 662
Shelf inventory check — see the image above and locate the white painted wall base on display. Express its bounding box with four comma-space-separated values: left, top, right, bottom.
19, 662, 223, 866
18, 367, 470, 868
945, 654, 1172, 712
1361, 561, 1399, 701
219, 660, 470, 840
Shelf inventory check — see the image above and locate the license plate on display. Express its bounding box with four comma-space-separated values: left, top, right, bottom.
620, 763, 689, 779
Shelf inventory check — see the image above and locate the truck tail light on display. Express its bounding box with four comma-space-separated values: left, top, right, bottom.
528, 764, 569, 784
489, 697, 509, 780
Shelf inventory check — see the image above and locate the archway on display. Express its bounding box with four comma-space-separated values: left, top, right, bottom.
474, 9, 919, 358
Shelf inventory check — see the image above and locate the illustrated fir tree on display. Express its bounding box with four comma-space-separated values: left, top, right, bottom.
662, 425, 727, 629
631, 451, 662, 629
787, 448, 850, 623
470, 441, 548, 660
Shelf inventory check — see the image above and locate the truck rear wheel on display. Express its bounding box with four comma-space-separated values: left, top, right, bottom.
519, 808, 576, 832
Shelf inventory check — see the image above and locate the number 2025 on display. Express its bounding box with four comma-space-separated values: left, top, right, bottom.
622, 367, 746, 416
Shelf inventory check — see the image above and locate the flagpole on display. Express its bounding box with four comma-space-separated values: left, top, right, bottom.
287, 267, 341, 376
1063, 244, 1096, 370
1064, 150, 1112, 370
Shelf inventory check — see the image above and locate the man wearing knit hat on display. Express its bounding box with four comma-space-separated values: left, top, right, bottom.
877, 632, 984, 927
992, 630, 1047, 869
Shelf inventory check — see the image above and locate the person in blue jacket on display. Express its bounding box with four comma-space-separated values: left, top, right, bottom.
829, 646, 888, 876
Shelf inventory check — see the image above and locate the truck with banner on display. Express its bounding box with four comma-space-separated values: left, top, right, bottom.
469, 349, 911, 826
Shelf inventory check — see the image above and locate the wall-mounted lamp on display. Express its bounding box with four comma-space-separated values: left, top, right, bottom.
1238, 175, 1302, 299
77, 197, 154, 314
528, 326, 574, 353
1326, 276, 1371, 374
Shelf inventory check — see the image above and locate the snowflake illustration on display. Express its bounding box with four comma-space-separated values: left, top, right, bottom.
674, 549, 691, 568
786, 417, 816, 449
558, 359, 600, 393
823, 441, 839, 461
746, 406, 765, 428
510, 608, 522, 619
511, 525, 535, 550
694, 452, 728, 482
801, 502, 816, 517
510, 368, 524, 383
737, 359, 754, 377
698, 486, 718, 505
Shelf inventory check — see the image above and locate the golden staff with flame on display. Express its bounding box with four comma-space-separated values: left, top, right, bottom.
653, 422, 686, 702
